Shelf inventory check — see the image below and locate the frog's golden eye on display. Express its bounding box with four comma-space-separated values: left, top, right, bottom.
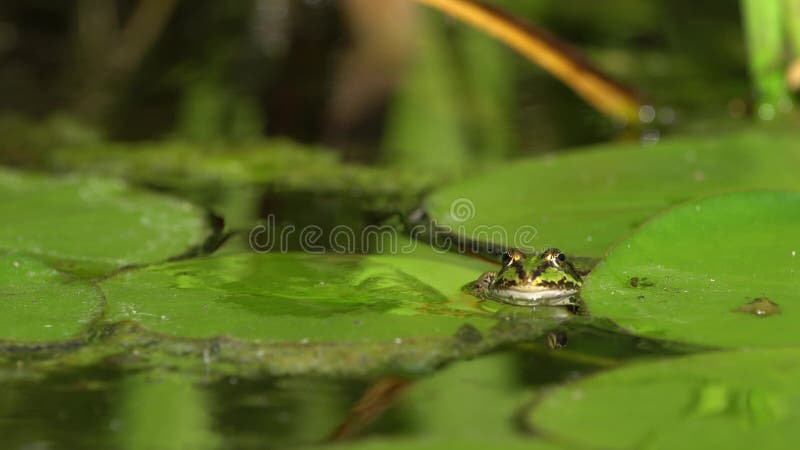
502, 249, 524, 266
543, 248, 565, 266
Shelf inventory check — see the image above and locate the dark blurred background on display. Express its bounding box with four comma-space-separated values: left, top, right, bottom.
0, 0, 760, 169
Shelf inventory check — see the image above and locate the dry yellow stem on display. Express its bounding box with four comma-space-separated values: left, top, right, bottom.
412, 0, 642, 124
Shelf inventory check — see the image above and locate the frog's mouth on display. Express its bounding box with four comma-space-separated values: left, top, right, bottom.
491, 286, 578, 305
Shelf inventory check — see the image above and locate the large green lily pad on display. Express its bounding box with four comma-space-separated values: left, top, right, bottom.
0, 252, 102, 341
100, 242, 499, 342
424, 129, 800, 257
0, 168, 210, 276
583, 191, 800, 348
528, 348, 800, 449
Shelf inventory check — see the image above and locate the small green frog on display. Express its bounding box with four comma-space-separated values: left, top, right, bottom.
465, 248, 582, 306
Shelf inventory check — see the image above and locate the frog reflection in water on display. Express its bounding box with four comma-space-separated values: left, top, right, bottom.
466, 248, 583, 306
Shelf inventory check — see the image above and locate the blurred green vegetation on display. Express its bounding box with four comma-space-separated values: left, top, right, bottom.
0, 0, 795, 174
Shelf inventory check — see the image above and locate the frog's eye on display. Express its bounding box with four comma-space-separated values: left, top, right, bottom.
501, 251, 514, 266
502, 249, 523, 266
557, 253, 566, 262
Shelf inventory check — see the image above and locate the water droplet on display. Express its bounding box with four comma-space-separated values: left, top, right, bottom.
758, 103, 775, 121
638, 105, 656, 123
640, 128, 660, 145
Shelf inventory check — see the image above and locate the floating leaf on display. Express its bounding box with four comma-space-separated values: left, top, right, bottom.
100, 242, 499, 342
0, 252, 101, 341
0, 168, 210, 277
583, 191, 800, 348
48, 140, 436, 230
424, 129, 800, 257
528, 348, 800, 449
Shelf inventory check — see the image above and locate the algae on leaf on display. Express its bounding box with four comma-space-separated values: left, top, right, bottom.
100, 242, 499, 342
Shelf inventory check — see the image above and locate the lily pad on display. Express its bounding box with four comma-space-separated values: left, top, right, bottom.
48, 140, 437, 232
528, 348, 800, 449
0, 168, 210, 276
583, 191, 800, 348
424, 129, 800, 257
100, 242, 499, 342
0, 252, 102, 341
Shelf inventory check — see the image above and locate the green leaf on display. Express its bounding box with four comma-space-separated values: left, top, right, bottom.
87, 243, 571, 376
0, 252, 101, 341
528, 348, 800, 449
424, 129, 800, 258
583, 191, 800, 348
100, 243, 499, 342
48, 140, 436, 231
0, 168, 210, 277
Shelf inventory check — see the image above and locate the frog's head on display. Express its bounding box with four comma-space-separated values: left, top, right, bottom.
489, 248, 582, 304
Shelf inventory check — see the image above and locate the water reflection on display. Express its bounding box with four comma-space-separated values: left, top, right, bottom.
0, 325, 696, 449
0, 368, 368, 450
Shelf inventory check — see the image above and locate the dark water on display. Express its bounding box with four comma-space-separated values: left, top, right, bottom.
0, 324, 693, 450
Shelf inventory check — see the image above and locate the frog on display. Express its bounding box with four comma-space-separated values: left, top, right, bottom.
465, 248, 583, 306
